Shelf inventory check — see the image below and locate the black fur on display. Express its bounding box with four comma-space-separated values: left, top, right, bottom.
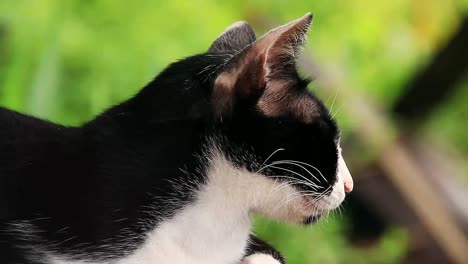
0, 54, 227, 262
0, 14, 341, 263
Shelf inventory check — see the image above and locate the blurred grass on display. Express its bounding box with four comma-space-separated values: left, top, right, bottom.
0, 1, 467, 263
254, 216, 408, 264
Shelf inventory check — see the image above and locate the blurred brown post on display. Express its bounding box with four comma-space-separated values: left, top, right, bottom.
302, 57, 468, 264
394, 18, 468, 122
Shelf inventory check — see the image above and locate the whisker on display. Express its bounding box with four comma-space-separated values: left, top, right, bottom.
266, 165, 321, 189
329, 86, 341, 115
277, 160, 328, 183
267, 179, 294, 198
270, 176, 320, 192
271, 160, 323, 183
258, 164, 321, 190
331, 104, 343, 120
276, 194, 304, 210
276, 188, 329, 211
271, 193, 303, 213
257, 148, 285, 173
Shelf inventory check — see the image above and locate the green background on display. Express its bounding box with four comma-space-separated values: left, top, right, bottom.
1, 1, 467, 263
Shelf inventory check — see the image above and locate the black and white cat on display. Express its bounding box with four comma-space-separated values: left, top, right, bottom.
0, 13, 353, 264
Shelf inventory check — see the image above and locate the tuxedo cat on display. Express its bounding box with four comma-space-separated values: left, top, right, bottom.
0, 13, 353, 264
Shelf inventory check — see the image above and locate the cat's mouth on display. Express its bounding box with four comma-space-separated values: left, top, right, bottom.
303, 214, 323, 225
299, 195, 333, 224
289, 179, 346, 225
246, 156, 348, 225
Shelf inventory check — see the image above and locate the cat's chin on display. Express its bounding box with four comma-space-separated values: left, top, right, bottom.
302, 214, 323, 225
275, 179, 346, 225
298, 195, 339, 225
257, 190, 343, 225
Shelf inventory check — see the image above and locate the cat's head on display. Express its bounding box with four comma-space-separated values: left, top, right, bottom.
146, 13, 353, 224
197, 13, 354, 224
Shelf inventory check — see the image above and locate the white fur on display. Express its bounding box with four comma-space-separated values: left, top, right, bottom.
318, 145, 352, 212
48, 147, 350, 264
241, 253, 282, 264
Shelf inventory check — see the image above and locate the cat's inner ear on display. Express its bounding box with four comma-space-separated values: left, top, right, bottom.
211, 13, 313, 116
258, 13, 312, 80
208, 21, 256, 53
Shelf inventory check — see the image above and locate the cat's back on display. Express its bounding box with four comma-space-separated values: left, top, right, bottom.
0, 107, 79, 216
0, 106, 66, 140
0, 106, 75, 164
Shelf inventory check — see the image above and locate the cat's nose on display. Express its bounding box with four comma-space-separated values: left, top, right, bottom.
344, 176, 353, 193
339, 156, 354, 193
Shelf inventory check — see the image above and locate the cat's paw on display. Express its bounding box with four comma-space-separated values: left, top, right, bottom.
241, 253, 283, 264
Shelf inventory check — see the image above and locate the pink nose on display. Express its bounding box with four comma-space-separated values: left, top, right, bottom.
344, 177, 353, 193
338, 155, 354, 193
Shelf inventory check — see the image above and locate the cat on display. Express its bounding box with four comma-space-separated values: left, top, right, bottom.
0, 13, 353, 264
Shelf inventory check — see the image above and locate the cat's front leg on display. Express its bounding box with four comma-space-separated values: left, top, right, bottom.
241, 234, 285, 264
241, 254, 283, 264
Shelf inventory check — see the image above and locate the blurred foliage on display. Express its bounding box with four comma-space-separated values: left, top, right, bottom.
0, 1, 467, 263
425, 80, 468, 157
254, 216, 408, 264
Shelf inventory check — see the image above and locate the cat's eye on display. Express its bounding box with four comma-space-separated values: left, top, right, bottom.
273, 118, 292, 127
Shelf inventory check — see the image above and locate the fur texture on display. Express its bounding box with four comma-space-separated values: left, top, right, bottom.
0, 13, 353, 264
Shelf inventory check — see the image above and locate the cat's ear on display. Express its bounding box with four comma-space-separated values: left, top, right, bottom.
212, 13, 313, 116
208, 21, 256, 53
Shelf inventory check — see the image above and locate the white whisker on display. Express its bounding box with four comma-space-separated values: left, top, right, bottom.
261, 165, 321, 190
271, 160, 323, 183
329, 86, 340, 114
257, 148, 285, 173
276, 159, 328, 182
270, 176, 320, 192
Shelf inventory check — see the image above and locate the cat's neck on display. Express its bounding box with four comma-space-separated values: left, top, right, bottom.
119, 153, 258, 263
121, 152, 298, 263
